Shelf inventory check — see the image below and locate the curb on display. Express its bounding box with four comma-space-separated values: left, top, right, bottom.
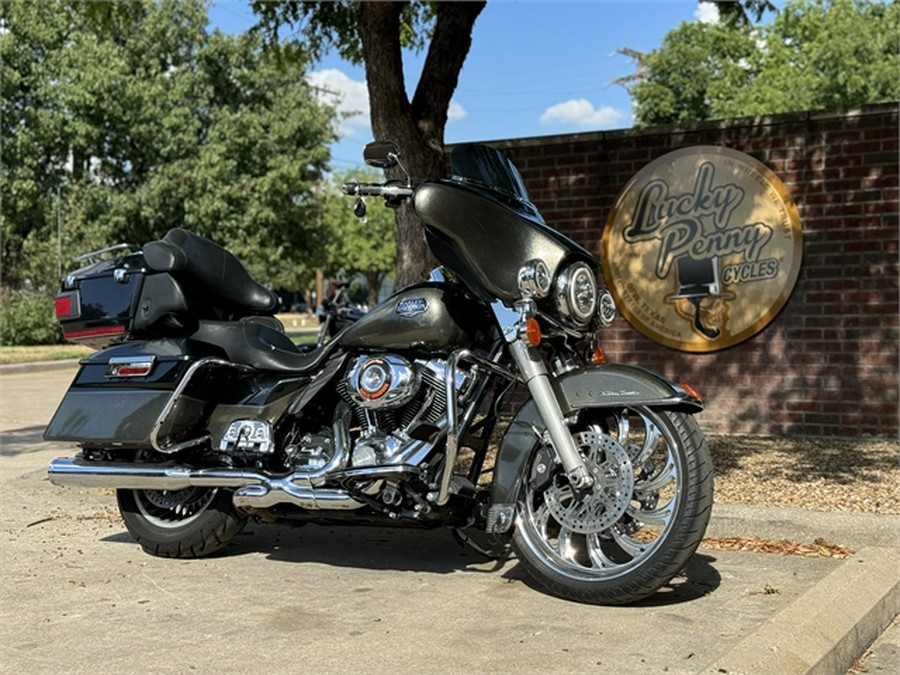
715, 546, 899, 674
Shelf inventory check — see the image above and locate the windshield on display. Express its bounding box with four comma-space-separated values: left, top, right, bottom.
449, 144, 542, 220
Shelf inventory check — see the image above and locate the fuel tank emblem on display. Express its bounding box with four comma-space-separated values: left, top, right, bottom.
395, 296, 428, 318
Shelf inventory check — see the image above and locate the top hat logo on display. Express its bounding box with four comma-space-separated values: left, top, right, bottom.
602, 146, 802, 352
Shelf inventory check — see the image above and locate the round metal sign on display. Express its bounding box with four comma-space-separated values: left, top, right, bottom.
602, 146, 802, 352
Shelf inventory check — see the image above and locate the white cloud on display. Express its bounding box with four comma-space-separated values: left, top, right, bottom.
539, 99, 624, 129
306, 68, 370, 137
695, 2, 720, 24
448, 99, 467, 121
306, 69, 468, 135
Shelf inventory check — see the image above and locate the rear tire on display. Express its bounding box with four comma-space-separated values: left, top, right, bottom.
117, 487, 247, 558
511, 408, 713, 605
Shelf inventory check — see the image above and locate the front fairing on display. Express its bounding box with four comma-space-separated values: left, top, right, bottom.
413, 145, 597, 304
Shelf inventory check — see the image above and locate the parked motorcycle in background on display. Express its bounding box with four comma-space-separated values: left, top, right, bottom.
45, 140, 713, 605
316, 276, 366, 346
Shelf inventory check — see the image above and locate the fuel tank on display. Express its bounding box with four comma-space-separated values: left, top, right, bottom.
336, 283, 486, 354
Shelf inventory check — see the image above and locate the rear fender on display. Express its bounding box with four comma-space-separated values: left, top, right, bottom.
488, 364, 702, 532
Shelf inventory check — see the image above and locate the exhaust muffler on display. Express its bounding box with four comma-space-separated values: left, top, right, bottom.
47, 457, 366, 511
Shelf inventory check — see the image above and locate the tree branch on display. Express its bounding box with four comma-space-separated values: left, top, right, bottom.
411, 2, 485, 155
355, 2, 412, 140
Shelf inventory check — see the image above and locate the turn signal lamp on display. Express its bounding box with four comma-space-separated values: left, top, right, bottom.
592, 345, 607, 365
525, 317, 542, 346
679, 383, 704, 403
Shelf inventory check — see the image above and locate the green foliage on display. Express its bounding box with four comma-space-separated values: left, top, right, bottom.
250, 1, 484, 287
251, 0, 433, 64
1, 0, 337, 295
631, 0, 900, 126
715, 0, 779, 25
0, 291, 61, 346
320, 170, 397, 306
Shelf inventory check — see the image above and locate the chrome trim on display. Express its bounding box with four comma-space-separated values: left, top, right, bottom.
518, 259, 552, 299
149, 358, 249, 454
47, 457, 367, 511
159, 435, 210, 454
49, 457, 267, 490
346, 354, 418, 409
598, 289, 617, 326
490, 300, 593, 488
508, 339, 593, 489
232, 482, 365, 511
491, 300, 522, 343
434, 347, 515, 506
554, 262, 598, 326
107, 355, 157, 378
75, 243, 140, 264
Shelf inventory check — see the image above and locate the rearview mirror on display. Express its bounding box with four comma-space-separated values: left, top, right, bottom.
363, 140, 400, 169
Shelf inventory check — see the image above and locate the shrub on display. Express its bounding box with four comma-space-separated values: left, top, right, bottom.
0, 291, 62, 346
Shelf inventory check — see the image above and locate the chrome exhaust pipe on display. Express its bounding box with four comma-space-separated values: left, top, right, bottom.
48, 457, 259, 490
47, 457, 366, 511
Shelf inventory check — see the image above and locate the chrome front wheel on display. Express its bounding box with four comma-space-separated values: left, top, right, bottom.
512, 407, 713, 605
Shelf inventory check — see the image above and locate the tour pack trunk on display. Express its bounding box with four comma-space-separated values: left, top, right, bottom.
53, 252, 148, 349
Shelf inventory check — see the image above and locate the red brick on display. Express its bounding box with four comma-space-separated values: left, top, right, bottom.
503, 104, 897, 439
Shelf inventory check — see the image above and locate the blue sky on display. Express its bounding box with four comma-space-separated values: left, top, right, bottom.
208, 1, 727, 168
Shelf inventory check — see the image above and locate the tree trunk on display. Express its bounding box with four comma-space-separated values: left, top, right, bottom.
355, 1, 484, 288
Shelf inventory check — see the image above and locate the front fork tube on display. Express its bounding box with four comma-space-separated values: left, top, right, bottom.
507, 339, 594, 489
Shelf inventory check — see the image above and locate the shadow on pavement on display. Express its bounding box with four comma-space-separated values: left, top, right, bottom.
102, 518, 721, 605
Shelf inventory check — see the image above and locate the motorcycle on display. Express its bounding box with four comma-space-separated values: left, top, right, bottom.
316, 277, 366, 347
45, 141, 712, 605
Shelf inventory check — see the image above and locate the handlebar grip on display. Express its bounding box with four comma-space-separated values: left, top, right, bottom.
341, 182, 415, 198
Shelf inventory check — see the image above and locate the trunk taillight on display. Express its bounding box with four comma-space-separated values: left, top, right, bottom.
55, 292, 81, 320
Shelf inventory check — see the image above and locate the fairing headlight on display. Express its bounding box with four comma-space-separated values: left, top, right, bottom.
554, 262, 598, 326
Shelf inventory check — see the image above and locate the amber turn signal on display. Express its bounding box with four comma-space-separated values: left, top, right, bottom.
525, 317, 542, 346
592, 345, 607, 365
679, 383, 704, 403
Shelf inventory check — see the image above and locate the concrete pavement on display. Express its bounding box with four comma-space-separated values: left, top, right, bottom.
1, 361, 897, 674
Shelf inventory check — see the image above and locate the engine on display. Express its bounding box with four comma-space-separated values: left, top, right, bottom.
338, 355, 469, 468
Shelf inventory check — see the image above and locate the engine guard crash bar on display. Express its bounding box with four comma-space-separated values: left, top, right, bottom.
437, 348, 517, 506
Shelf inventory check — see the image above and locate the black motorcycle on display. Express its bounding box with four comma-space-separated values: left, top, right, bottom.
46, 141, 712, 605
316, 277, 366, 347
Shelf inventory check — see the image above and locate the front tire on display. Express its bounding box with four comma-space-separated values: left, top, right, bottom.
117, 487, 247, 558
512, 408, 713, 605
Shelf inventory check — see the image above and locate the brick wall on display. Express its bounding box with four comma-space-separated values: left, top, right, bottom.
489, 104, 899, 438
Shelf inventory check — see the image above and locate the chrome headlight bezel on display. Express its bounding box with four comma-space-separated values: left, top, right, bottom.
517, 259, 552, 300
554, 262, 598, 327
598, 289, 617, 327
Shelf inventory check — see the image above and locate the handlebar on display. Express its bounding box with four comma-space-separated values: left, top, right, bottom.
342, 182, 415, 199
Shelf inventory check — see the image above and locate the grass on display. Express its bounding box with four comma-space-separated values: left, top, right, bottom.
0, 344, 94, 364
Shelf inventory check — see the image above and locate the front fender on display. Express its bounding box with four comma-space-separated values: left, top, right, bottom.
488, 364, 702, 532
552, 363, 703, 415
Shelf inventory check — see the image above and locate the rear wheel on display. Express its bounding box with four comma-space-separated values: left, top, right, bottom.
511, 407, 713, 605
117, 487, 247, 558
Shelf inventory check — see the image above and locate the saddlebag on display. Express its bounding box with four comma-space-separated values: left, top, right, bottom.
44, 343, 218, 451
